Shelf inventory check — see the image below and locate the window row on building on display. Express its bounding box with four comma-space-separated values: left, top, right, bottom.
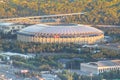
17, 34, 104, 44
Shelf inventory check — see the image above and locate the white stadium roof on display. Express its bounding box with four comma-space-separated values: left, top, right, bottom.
21, 24, 47, 33
18, 24, 103, 35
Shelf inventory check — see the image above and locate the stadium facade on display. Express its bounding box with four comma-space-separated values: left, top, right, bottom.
17, 24, 104, 44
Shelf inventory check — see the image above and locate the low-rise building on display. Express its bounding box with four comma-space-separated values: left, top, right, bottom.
58, 58, 84, 68
0, 22, 25, 34
81, 60, 120, 74
58, 59, 71, 68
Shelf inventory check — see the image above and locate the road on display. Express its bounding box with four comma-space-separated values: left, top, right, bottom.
95, 25, 120, 28
99, 43, 120, 51
0, 64, 24, 80
0, 63, 41, 80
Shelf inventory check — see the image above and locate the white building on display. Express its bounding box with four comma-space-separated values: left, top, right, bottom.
0, 22, 25, 34
81, 60, 120, 74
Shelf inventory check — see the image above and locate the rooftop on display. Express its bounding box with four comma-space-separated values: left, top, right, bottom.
88, 60, 120, 67
0, 22, 14, 26
58, 58, 84, 64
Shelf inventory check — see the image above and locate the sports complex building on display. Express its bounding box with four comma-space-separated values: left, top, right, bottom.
17, 24, 104, 44
81, 60, 120, 74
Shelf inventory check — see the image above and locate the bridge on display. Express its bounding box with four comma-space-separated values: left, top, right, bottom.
0, 12, 85, 24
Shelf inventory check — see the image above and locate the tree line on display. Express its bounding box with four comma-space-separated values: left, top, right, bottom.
0, 0, 120, 25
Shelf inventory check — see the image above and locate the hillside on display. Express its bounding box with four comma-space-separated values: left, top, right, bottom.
0, 0, 120, 25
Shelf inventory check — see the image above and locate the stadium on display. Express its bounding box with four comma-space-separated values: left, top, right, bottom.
17, 24, 104, 44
